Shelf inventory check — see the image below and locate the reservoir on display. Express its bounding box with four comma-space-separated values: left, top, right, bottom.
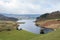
17, 19, 54, 34
17, 19, 40, 34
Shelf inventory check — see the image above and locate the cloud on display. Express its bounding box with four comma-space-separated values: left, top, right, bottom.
0, 0, 60, 14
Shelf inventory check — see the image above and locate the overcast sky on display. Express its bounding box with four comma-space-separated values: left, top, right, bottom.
0, 0, 60, 14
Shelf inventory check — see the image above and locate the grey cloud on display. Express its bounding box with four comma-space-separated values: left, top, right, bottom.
0, 0, 60, 14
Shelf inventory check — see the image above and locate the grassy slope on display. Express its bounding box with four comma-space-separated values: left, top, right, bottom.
30, 29, 60, 40
0, 30, 38, 40
0, 20, 60, 40
36, 19, 60, 29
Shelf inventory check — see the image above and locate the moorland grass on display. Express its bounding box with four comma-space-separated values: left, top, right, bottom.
30, 29, 60, 40
0, 30, 38, 40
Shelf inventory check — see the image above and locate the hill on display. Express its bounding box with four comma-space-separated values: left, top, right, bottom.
2, 13, 40, 20
35, 11, 60, 29
0, 14, 18, 21
0, 14, 18, 31
30, 29, 60, 40
36, 11, 60, 21
0, 30, 38, 40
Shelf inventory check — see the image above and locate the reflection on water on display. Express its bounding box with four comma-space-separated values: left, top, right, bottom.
17, 19, 40, 34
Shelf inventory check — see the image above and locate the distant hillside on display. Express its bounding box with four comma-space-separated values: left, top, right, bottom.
36, 11, 60, 21
0, 14, 18, 21
2, 13, 40, 20
35, 11, 60, 29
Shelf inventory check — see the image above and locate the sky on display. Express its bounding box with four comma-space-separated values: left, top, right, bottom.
0, 0, 60, 14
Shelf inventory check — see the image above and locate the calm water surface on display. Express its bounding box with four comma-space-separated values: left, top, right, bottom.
17, 19, 41, 34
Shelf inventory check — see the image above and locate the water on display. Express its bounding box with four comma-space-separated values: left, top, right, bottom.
17, 19, 40, 34
44, 28, 54, 34
17, 19, 54, 34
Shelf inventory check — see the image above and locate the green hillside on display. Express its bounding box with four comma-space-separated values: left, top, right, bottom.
0, 30, 38, 40
30, 29, 60, 40
1, 29, 60, 40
